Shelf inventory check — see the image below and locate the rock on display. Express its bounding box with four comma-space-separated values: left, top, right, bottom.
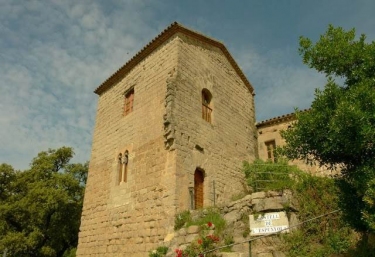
253, 197, 284, 212
289, 213, 299, 231
224, 211, 238, 224
178, 228, 187, 236
252, 192, 266, 199
164, 232, 175, 242
266, 191, 282, 197
187, 225, 200, 234
185, 233, 198, 243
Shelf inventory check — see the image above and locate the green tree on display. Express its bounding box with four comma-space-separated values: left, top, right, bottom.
0, 147, 88, 257
282, 25, 375, 233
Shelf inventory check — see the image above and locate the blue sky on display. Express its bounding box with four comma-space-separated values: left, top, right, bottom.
1, 0, 375, 170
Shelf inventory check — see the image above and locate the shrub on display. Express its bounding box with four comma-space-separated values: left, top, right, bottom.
243, 159, 358, 256
149, 246, 168, 257
186, 208, 226, 234
174, 210, 191, 231
243, 158, 298, 192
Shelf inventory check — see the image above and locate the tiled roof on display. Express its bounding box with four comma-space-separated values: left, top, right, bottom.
256, 109, 310, 127
94, 22, 254, 95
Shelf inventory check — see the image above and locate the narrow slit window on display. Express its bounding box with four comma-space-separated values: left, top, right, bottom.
202, 89, 212, 123
124, 89, 134, 116
118, 153, 123, 185
123, 150, 128, 182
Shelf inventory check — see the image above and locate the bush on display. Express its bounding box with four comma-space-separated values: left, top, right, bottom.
243, 159, 358, 256
174, 210, 192, 231
149, 246, 168, 257
186, 208, 226, 234
243, 158, 298, 192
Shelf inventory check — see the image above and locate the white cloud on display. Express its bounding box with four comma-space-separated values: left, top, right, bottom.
0, 0, 160, 170
234, 45, 326, 121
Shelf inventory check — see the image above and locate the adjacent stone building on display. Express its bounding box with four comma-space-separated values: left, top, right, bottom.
76, 22, 257, 257
256, 111, 339, 176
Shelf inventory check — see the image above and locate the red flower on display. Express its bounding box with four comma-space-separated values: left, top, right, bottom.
175, 249, 183, 257
206, 234, 219, 242
198, 239, 203, 245
207, 222, 213, 227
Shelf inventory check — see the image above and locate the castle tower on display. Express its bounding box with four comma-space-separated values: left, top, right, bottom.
77, 22, 257, 257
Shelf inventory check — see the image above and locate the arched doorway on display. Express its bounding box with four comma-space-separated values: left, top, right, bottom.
194, 169, 204, 209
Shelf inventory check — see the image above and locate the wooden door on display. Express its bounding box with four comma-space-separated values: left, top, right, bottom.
194, 169, 204, 209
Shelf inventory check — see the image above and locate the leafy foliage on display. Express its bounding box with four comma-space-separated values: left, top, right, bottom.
243, 160, 358, 256
186, 208, 226, 234
174, 210, 192, 231
175, 222, 221, 257
243, 158, 298, 192
149, 246, 169, 257
282, 25, 375, 233
0, 147, 88, 257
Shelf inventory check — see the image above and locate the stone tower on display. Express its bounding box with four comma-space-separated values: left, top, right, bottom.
77, 22, 257, 257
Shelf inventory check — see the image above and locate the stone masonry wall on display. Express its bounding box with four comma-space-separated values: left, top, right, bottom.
172, 33, 257, 210
77, 36, 180, 257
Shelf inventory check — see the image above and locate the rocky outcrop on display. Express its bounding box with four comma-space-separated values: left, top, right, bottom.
160, 190, 298, 257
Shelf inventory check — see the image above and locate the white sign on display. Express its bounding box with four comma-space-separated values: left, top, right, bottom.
249, 211, 289, 236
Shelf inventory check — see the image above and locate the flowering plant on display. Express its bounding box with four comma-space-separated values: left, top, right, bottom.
174, 222, 220, 257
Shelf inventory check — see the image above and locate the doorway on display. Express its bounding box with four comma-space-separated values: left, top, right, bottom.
194, 169, 204, 209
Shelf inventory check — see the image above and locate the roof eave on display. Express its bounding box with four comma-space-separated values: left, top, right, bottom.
94, 22, 254, 96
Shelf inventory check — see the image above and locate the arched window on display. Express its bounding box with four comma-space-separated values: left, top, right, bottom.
202, 89, 212, 123
117, 150, 129, 184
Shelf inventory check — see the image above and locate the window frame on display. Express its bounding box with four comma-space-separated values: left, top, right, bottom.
265, 140, 277, 162
124, 88, 134, 116
201, 89, 212, 123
